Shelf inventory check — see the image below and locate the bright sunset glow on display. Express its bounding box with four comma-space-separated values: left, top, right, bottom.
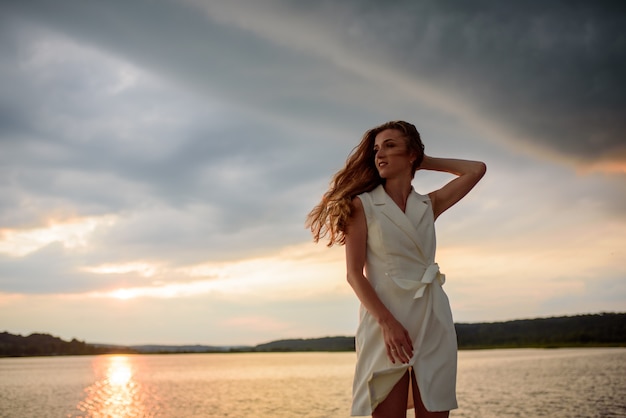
94, 243, 346, 301
84, 262, 159, 277
583, 159, 626, 175
0, 216, 116, 257
111, 288, 140, 300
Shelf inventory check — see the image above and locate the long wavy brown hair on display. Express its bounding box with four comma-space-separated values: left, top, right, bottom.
306, 120, 425, 246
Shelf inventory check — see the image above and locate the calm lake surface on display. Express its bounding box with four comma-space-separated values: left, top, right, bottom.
0, 348, 624, 417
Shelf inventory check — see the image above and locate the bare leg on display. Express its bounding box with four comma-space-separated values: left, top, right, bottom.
372, 371, 410, 418
410, 370, 449, 418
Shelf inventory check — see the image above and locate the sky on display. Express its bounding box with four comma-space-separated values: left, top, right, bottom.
1, 0, 625, 346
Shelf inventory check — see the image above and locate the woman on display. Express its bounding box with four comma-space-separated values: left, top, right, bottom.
306, 121, 486, 417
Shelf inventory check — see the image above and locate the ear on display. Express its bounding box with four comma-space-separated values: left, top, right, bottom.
409, 150, 420, 172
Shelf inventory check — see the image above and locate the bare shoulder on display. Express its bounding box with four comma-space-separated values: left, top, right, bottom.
346, 195, 367, 234
348, 195, 366, 224
351, 195, 364, 211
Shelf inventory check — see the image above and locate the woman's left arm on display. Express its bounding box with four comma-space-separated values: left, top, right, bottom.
421, 155, 487, 220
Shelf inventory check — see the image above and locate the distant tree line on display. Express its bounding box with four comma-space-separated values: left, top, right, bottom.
253, 336, 355, 352
252, 313, 626, 352
455, 312, 626, 349
0, 332, 136, 357
2, 313, 624, 357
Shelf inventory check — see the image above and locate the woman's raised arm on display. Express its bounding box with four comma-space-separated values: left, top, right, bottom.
421, 156, 487, 220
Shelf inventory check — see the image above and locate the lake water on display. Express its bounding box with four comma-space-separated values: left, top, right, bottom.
0, 348, 624, 417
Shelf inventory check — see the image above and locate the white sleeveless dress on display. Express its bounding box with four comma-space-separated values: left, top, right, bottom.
351, 185, 458, 416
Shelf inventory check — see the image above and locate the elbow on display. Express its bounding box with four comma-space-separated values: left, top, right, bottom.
346, 273, 356, 288
346, 271, 361, 289
474, 161, 487, 178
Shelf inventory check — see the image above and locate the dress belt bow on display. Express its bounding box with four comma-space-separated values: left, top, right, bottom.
413, 263, 446, 299
390, 262, 446, 299
390, 262, 454, 332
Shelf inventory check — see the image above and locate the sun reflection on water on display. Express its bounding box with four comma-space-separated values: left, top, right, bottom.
75, 355, 160, 417
107, 357, 133, 386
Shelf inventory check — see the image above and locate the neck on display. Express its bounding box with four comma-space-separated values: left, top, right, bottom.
383, 178, 412, 211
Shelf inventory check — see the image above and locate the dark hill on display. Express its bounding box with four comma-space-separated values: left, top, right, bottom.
254, 336, 355, 352
455, 312, 626, 349
0, 332, 135, 357
253, 313, 625, 352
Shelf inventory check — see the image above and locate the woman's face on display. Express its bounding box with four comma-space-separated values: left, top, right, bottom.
373, 129, 414, 179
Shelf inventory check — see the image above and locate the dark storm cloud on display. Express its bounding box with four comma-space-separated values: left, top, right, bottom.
294, 0, 626, 165
1, 0, 359, 228
5, 0, 625, 167
2, 0, 364, 125
0, 5, 325, 235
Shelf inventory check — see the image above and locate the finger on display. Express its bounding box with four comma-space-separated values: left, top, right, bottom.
394, 346, 407, 364
387, 346, 396, 364
403, 331, 414, 354
404, 330, 414, 350
398, 347, 410, 364
391, 345, 406, 364
404, 342, 414, 359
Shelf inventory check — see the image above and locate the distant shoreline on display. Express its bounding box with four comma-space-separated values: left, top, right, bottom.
2, 312, 624, 357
